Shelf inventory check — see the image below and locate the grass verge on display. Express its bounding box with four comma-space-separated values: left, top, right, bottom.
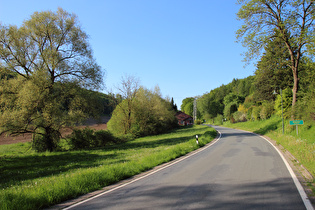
0, 125, 216, 210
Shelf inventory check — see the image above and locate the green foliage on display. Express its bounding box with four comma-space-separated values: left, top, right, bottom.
108, 87, 177, 138
223, 93, 245, 106
296, 58, 315, 121
198, 93, 223, 120
236, 0, 315, 107
107, 100, 133, 137
68, 128, 117, 150
251, 106, 262, 121
213, 114, 224, 125
68, 128, 95, 149
233, 111, 247, 123
195, 77, 253, 122
32, 128, 61, 152
0, 8, 103, 151
274, 88, 292, 119
254, 36, 293, 102
181, 97, 194, 116
260, 101, 274, 120
224, 102, 238, 120
170, 97, 178, 111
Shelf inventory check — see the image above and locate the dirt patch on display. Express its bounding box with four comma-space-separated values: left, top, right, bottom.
0, 116, 110, 146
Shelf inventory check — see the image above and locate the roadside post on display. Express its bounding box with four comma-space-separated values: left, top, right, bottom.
196, 135, 199, 145
289, 120, 304, 136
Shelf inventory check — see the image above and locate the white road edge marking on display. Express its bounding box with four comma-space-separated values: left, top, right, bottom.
253, 132, 314, 210
64, 131, 222, 209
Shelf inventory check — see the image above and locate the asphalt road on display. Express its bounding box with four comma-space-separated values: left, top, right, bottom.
66, 125, 311, 210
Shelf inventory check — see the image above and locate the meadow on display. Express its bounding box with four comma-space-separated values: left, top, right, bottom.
0, 125, 216, 210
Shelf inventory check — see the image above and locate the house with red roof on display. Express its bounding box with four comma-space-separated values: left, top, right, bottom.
175, 111, 193, 126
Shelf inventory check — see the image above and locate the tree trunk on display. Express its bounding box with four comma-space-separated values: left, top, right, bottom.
44, 126, 60, 152
45, 127, 54, 152
292, 66, 298, 108
286, 42, 299, 118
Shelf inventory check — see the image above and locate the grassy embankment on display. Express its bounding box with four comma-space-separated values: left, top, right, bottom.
221, 115, 315, 191
0, 125, 216, 210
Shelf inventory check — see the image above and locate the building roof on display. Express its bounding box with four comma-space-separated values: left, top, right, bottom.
175, 111, 193, 121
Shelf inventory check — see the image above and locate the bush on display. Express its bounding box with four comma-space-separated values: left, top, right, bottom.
32, 133, 48, 152
252, 106, 262, 121
32, 128, 60, 152
260, 101, 274, 120
68, 128, 94, 149
233, 111, 247, 122
94, 130, 117, 145
214, 114, 224, 125
224, 102, 238, 120
68, 128, 118, 150
195, 119, 202, 125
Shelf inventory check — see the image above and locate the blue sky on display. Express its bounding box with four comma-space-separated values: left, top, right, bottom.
0, 0, 256, 108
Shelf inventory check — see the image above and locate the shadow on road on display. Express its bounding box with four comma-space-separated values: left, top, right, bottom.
93, 178, 305, 210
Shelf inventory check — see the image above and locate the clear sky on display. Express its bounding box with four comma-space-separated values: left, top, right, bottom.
0, 0, 256, 108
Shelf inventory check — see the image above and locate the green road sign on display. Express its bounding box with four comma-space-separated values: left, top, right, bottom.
289, 120, 304, 125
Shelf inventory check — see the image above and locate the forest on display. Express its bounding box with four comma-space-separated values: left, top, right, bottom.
181, 36, 315, 125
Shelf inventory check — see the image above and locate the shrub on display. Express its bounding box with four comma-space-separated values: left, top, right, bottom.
32, 133, 48, 152
260, 101, 274, 120
214, 114, 224, 125
94, 130, 118, 145
68, 128, 119, 150
68, 128, 94, 149
32, 128, 60, 152
224, 102, 238, 120
233, 111, 247, 122
195, 119, 202, 125
251, 106, 262, 121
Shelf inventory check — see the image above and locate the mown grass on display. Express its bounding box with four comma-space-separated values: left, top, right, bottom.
0, 125, 217, 210
223, 115, 315, 178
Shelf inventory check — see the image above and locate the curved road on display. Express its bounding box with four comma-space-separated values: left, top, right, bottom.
66, 126, 312, 210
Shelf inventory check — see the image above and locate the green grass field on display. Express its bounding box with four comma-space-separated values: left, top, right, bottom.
0, 125, 216, 210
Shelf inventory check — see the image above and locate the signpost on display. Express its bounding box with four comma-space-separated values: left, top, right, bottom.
289, 120, 304, 136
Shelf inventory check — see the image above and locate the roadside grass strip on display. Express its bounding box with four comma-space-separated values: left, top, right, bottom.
0, 125, 216, 210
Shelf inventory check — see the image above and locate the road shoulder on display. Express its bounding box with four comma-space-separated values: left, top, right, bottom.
221, 126, 315, 208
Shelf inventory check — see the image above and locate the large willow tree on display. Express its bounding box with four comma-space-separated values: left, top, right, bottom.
0, 8, 103, 151
236, 0, 315, 110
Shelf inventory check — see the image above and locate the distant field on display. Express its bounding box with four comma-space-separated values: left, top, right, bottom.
0, 116, 110, 145
0, 125, 216, 210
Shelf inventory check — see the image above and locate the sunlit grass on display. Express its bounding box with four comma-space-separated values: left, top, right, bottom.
0, 125, 216, 209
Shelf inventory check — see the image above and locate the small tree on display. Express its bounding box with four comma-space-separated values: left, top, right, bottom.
108, 86, 177, 138
0, 8, 103, 151
114, 75, 140, 135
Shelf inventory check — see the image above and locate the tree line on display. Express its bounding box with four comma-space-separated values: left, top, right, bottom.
182, 39, 314, 124
182, 0, 315, 124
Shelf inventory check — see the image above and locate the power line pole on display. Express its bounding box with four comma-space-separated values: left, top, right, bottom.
193, 98, 197, 122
